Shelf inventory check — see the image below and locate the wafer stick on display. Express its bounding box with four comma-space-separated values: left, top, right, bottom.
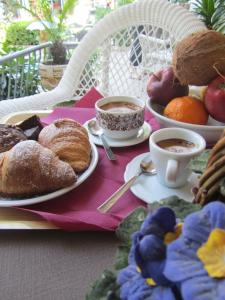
199, 156, 225, 186
208, 136, 225, 165
195, 166, 225, 204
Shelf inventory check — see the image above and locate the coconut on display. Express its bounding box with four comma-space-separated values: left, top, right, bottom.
173, 30, 225, 86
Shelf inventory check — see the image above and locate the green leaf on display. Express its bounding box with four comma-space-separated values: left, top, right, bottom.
188, 150, 210, 174
213, 8, 225, 33
115, 207, 147, 244
59, 0, 78, 25
192, 0, 225, 30
37, 0, 54, 24
53, 100, 75, 107
114, 244, 130, 270
149, 196, 201, 220
206, 0, 215, 16
12, 0, 55, 39
192, 0, 215, 28
11, 0, 78, 43
2, 21, 39, 53
86, 270, 120, 300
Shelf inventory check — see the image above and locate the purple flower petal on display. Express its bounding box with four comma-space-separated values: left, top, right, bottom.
141, 207, 176, 235
150, 286, 177, 300
182, 211, 211, 245
118, 265, 176, 300
144, 260, 171, 286
181, 274, 219, 300
138, 235, 166, 260
218, 281, 225, 300
134, 235, 170, 285
183, 202, 225, 245
117, 265, 137, 286
165, 202, 225, 300
164, 237, 206, 282
204, 202, 225, 229
128, 280, 153, 300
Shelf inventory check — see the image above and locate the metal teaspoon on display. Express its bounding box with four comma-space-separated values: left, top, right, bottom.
97, 158, 156, 213
88, 119, 116, 161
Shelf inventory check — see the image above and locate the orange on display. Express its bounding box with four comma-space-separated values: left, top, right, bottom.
164, 96, 208, 125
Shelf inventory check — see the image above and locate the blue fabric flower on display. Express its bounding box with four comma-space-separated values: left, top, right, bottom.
117, 207, 180, 300
140, 207, 176, 236
164, 201, 225, 300
134, 207, 177, 285
117, 265, 177, 300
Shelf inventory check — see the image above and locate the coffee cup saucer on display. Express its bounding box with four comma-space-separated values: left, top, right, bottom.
124, 152, 199, 203
84, 118, 152, 148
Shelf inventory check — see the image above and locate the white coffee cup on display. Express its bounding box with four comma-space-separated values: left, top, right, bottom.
149, 128, 206, 188
95, 96, 145, 140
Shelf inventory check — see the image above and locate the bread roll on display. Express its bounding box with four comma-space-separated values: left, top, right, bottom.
0, 140, 76, 197
38, 119, 91, 172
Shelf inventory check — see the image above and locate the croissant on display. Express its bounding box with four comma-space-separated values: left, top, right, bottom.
38, 119, 91, 172
0, 140, 76, 197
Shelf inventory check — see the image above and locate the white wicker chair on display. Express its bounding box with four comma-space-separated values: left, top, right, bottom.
0, 0, 206, 118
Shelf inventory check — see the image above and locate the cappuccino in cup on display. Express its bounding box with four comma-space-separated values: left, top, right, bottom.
100, 102, 141, 113
95, 96, 145, 140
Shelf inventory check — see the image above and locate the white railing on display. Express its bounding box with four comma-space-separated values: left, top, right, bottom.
0, 42, 77, 100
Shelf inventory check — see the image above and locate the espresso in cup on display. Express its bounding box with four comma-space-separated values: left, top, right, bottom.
95, 96, 145, 140
157, 138, 195, 154
149, 128, 206, 188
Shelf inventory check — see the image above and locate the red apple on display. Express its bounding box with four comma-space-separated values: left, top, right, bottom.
147, 67, 189, 106
204, 76, 225, 123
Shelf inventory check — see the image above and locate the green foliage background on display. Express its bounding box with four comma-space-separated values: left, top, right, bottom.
2, 21, 39, 53
192, 0, 225, 33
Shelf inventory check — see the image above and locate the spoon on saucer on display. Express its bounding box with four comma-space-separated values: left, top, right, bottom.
97, 158, 156, 213
88, 120, 116, 161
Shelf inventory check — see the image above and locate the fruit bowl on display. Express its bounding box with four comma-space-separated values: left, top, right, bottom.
147, 98, 225, 145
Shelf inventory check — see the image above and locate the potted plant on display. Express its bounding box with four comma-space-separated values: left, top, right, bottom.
14, 0, 78, 90
192, 0, 225, 33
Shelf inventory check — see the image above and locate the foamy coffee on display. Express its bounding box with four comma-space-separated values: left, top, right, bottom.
157, 138, 195, 153
95, 96, 145, 140
100, 101, 141, 113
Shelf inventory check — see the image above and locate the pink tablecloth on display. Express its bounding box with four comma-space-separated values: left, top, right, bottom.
18, 89, 159, 231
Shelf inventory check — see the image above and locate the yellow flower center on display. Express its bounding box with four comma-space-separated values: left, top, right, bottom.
137, 266, 156, 286
197, 228, 225, 278
137, 266, 141, 273
164, 223, 183, 245
146, 278, 156, 286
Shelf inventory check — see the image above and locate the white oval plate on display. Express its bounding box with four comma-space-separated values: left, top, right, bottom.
124, 152, 199, 204
84, 118, 152, 148
0, 142, 98, 207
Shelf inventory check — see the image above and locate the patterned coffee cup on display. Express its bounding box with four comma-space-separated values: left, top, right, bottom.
95, 96, 145, 140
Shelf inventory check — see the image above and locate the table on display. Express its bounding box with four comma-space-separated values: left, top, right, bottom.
0, 111, 119, 299
0, 231, 118, 299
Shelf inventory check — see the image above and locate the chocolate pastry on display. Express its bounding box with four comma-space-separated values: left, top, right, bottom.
0, 124, 27, 153
18, 115, 43, 140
